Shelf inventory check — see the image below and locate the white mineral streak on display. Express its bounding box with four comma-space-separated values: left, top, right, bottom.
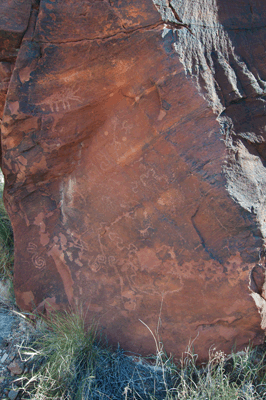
0, 170, 4, 187
60, 175, 76, 225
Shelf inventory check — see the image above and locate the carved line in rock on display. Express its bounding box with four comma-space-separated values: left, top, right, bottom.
152, 0, 266, 328
35, 88, 82, 113
27, 242, 46, 270
57, 157, 186, 300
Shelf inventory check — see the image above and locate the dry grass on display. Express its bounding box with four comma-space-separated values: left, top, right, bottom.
18, 311, 266, 400
19, 309, 98, 400
0, 178, 14, 280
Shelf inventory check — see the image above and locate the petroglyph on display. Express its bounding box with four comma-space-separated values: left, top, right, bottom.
108, 256, 116, 266
108, 232, 125, 251
121, 120, 133, 136
96, 149, 113, 171
140, 167, 169, 188
86, 253, 117, 273
90, 254, 106, 273
139, 224, 154, 238
131, 181, 139, 193
101, 116, 134, 159
35, 88, 82, 113
27, 242, 46, 270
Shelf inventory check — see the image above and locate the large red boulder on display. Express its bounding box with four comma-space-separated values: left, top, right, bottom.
1, 0, 266, 359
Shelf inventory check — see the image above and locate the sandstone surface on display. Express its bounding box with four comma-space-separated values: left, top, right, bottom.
1, 0, 266, 360
0, 0, 33, 164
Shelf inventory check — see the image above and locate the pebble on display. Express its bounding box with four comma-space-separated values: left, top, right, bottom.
1, 353, 8, 363
8, 361, 23, 375
8, 389, 19, 400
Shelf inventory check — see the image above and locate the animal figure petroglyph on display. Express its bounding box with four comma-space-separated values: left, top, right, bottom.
36, 88, 82, 113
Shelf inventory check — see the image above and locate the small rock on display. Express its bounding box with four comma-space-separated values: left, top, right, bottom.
7, 361, 23, 375
0, 375, 5, 383
8, 353, 15, 362
0, 353, 8, 363
0, 280, 14, 304
8, 389, 19, 400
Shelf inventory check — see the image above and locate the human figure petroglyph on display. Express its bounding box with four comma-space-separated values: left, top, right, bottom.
121, 120, 133, 136
111, 134, 123, 157
102, 116, 134, 158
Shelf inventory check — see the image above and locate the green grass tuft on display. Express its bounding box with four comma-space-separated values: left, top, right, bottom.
20, 308, 98, 400
168, 345, 266, 399
0, 175, 14, 280
19, 310, 266, 400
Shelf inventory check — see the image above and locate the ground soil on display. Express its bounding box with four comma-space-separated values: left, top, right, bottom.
0, 283, 35, 400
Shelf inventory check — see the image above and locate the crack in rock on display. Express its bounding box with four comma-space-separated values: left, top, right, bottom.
37, 21, 165, 45
191, 206, 222, 264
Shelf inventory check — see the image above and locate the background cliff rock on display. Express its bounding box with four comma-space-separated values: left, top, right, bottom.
1, 0, 266, 360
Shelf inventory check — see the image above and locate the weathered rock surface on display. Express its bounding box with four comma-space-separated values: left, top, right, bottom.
0, 0, 33, 164
1, 0, 266, 359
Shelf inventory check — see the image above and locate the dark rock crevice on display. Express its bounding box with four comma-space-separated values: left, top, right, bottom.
191, 206, 223, 264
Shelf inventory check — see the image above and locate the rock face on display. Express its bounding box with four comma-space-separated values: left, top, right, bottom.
1, 0, 266, 359
0, 0, 33, 163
